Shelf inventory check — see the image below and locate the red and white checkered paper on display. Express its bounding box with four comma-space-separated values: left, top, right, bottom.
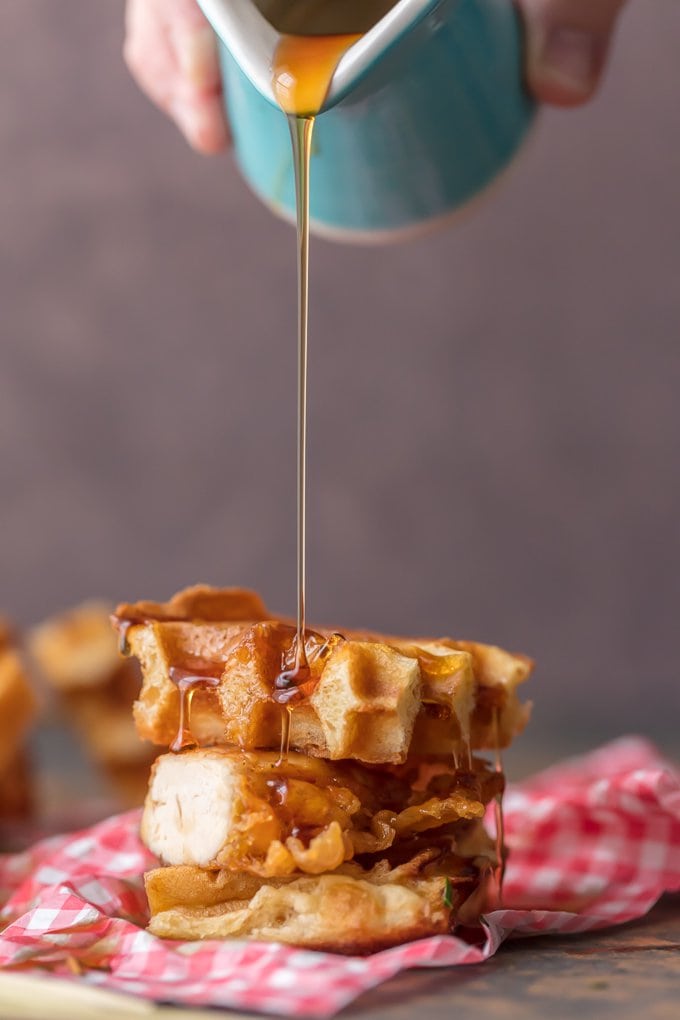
1, 737, 679, 1016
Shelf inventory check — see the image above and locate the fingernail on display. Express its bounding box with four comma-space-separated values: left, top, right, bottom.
538, 27, 599, 94
176, 25, 220, 90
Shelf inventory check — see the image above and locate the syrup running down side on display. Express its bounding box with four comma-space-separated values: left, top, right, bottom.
168, 661, 223, 754
274, 630, 345, 762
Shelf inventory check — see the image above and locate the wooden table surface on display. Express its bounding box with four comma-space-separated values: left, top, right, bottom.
1, 895, 678, 1020
347, 895, 680, 1020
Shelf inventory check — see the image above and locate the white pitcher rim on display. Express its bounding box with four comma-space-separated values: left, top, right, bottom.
196, 0, 442, 108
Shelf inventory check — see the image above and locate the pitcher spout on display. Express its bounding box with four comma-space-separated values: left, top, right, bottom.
197, 0, 279, 105
197, 0, 440, 111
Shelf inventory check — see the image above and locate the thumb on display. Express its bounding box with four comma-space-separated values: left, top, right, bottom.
519, 0, 628, 106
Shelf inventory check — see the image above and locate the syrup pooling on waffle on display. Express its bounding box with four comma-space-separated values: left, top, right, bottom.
168, 663, 222, 754
273, 630, 346, 762
114, 588, 341, 757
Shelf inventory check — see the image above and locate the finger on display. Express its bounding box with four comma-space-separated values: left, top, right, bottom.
166, 9, 231, 153
165, 0, 224, 91
124, 0, 229, 154
124, 0, 177, 112
519, 0, 628, 106
171, 90, 231, 154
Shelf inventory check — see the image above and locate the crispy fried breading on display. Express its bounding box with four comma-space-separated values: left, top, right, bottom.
141, 748, 500, 877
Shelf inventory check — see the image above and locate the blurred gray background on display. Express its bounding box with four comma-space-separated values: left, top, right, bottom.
1, 1, 678, 753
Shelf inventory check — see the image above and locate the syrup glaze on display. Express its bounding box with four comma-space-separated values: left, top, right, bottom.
168, 659, 223, 753
274, 631, 345, 761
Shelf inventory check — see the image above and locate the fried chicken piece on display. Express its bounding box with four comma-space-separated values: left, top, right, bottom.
141, 748, 500, 877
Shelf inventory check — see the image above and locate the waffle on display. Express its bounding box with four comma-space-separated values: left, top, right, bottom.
145, 852, 486, 953
30, 601, 156, 805
149, 873, 453, 951
115, 586, 532, 764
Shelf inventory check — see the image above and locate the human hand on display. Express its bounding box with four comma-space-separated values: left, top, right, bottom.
124, 0, 229, 154
124, 0, 629, 156
518, 0, 629, 106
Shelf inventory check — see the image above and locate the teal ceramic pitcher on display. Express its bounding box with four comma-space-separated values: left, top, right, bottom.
197, 0, 536, 242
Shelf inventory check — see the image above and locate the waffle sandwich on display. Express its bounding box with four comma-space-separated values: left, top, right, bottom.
115, 585, 533, 952
30, 602, 156, 805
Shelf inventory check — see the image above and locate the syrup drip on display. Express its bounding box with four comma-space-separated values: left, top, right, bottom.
273, 631, 345, 706
460, 699, 473, 770
492, 707, 506, 904
169, 663, 222, 754
274, 659, 315, 707
277, 706, 294, 766
116, 619, 134, 656
315, 631, 346, 661
273, 631, 345, 762
265, 776, 289, 805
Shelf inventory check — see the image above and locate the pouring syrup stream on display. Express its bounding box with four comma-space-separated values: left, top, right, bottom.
270, 33, 359, 743
290, 112, 313, 678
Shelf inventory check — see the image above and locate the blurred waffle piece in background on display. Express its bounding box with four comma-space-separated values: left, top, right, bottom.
30, 602, 157, 806
0, 620, 37, 826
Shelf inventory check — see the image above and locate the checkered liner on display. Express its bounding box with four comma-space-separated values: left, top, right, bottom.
1, 738, 678, 1016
